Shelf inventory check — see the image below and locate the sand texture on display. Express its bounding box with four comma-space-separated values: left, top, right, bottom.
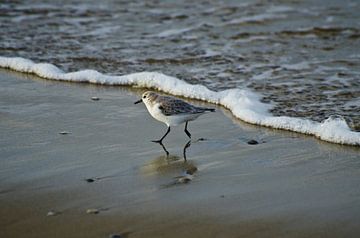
1, 69, 360, 238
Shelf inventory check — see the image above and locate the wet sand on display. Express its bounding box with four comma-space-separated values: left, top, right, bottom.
1, 69, 360, 238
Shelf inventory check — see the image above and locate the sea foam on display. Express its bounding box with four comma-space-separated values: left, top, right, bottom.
0, 56, 359, 146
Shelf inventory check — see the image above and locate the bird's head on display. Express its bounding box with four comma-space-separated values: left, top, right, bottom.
134, 91, 158, 105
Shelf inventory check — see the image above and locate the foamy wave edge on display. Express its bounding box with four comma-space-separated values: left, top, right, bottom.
1, 56, 359, 146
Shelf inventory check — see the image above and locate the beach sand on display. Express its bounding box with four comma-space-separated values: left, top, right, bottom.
1, 69, 360, 238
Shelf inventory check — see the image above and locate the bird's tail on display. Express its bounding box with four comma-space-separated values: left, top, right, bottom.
204, 108, 215, 112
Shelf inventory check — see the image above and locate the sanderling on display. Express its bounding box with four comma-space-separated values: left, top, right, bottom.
134, 91, 215, 143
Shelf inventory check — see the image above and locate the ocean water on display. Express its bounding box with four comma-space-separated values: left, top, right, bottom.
0, 0, 359, 145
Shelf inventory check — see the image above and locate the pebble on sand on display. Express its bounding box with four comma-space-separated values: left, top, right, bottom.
59, 131, 71, 135
109, 234, 122, 238
91, 97, 100, 101
247, 139, 259, 145
85, 178, 95, 183
186, 167, 198, 175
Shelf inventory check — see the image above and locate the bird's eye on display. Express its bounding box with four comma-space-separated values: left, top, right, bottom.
143, 95, 146, 99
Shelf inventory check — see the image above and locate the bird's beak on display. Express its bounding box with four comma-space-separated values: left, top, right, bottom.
134, 99, 142, 104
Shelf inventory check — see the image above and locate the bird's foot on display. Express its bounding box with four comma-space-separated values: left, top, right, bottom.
151, 139, 163, 144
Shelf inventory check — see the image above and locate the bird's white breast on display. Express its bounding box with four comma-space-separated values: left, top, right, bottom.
145, 102, 168, 124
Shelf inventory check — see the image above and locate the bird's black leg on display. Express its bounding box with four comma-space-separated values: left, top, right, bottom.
183, 140, 191, 161
184, 121, 191, 139
159, 142, 169, 157
152, 126, 171, 144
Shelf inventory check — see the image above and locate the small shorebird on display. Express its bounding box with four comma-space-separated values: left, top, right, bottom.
134, 91, 215, 143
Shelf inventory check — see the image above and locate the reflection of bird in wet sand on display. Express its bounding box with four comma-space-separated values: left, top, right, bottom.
159, 140, 191, 161
141, 141, 197, 186
134, 91, 215, 143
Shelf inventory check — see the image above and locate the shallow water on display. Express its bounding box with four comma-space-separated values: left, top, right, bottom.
1, 0, 359, 130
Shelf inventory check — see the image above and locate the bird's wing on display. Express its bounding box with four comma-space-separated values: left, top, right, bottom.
158, 97, 204, 116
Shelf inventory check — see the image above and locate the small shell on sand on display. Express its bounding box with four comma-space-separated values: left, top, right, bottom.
47, 210, 59, 216
86, 208, 99, 214
177, 175, 193, 184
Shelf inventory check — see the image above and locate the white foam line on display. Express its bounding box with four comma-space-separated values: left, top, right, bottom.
1, 56, 359, 146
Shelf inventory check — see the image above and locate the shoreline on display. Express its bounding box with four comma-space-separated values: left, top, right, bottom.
1, 56, 359, 146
